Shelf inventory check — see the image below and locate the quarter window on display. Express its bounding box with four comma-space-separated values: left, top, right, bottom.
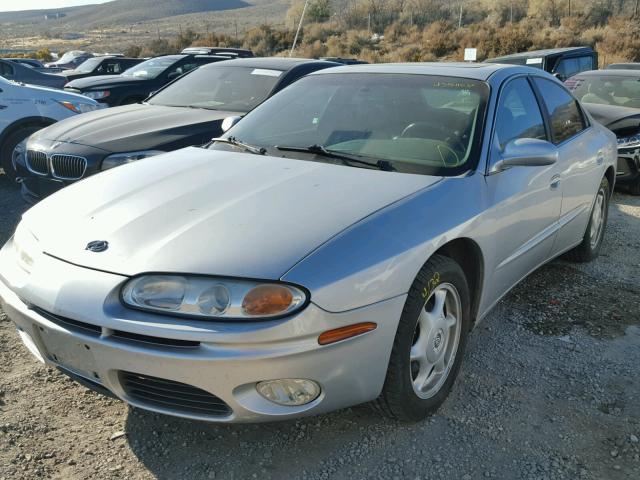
533, 78, 586, 144
0, 62, 14, 78
495, 78, 547, 150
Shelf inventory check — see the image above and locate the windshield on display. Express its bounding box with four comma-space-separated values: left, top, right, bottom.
209, 73, 489, 176
148, 66, 282, 112
75, 57, 102, 73
122, 56, 182, 79
566, 75, 640, 108
57, 51, 83, 63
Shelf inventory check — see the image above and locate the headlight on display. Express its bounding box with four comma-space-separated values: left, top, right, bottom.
101, 150, 165, 170
121, 275, 308, 319
12, 223, 39, 274
56, 100, 100, 114
83, 90, 110, 100
617, 133, 640, 149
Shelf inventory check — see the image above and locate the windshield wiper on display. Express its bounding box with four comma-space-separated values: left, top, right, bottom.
209, 136, 266, 155
275, 144, 394, 171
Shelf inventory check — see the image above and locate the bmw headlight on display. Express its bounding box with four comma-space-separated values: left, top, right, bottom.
83, 90, 110, 100
56, 100, 101, 114
101, 150, 165, 170
617, 132, 640, 150
121, 275, 308, 320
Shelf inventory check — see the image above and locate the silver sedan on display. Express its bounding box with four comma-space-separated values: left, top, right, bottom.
0, 63, 616, 423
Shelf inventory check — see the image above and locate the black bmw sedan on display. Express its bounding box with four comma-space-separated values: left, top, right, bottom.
63, 54, 233, 107
20, 57, 339, 202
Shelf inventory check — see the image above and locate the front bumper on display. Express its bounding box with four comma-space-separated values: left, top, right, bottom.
615, 147, 640, 185
0, 245, 404, 423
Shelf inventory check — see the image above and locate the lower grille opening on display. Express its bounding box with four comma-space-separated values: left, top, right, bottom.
120, 371, 232, 417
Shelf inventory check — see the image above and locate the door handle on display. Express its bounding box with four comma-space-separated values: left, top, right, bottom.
550, 174, 561, 190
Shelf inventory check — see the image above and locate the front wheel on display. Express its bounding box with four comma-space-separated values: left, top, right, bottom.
1, 125, 41, 183
374, 254, 471, 421
564, 176, 610, 263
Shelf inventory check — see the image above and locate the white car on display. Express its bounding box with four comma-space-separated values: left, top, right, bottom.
0, 75, 102, 182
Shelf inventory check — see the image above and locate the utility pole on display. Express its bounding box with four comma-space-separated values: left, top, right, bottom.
290, 0, 309, 56
458, 2, 463, 28
510, 0, 513, 22
568, 0, 571, 17
368, 13, 371, 33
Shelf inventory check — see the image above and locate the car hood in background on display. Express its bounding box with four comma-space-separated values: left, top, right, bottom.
31, 103, 239, 153
22, 148, 439, 279
65, 74, 146, 90
584, 103, 640, 132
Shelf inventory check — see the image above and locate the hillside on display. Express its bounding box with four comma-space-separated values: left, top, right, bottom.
0, 0, 258, 27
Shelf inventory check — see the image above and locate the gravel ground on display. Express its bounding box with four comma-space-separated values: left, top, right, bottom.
0, 175, 639, 480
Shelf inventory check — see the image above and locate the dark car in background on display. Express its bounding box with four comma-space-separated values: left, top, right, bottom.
0, 59, 67, 89
566, 69, 640, 194
606, 63, 640, 71
64, 54, 235, 107
3, 58, 45, 69
485, 46, 597, 81
59, 56, 142, 82
21, 57, 338, 201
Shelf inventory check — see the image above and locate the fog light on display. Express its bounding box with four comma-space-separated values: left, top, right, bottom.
256, 379, 320, 406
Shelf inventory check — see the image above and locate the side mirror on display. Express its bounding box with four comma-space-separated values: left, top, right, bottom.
493, 138, 558, 172
167, 72, 180, 80
221, 116, 242, 133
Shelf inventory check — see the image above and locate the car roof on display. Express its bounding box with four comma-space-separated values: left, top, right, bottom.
487, 46, 593, 61
199, 57, 339, 72
307, 62, 522, 81
572, 69, 640, 78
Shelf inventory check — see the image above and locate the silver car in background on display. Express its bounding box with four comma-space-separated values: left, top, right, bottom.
0, 63, 616, 423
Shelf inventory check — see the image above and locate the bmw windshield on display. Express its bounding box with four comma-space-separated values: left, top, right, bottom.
210, 73, 489, 176
149, 66, 282, 112
122, 56, 182, 79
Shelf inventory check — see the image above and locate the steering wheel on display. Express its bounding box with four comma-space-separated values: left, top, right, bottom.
400, 121, 467, 153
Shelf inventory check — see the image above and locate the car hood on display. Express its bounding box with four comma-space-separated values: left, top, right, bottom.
22, 147, 439, 279
31, 103, 239, 152
583, 102, 640, 132
66, 74, 145, 89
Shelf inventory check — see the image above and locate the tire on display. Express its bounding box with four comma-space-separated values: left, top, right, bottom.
373, 254, 471, 421
564, 176, 610, 263
0, 125, 42, 183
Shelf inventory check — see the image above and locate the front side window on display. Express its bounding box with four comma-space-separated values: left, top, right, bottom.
149, 66, 282, 113
494, 77, 547, 150
533, 78, 585, 144
75, 57, 102, 73
210, 73, 490, 176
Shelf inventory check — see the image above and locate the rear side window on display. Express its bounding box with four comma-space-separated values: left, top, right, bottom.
533, 78, 586, 144
495, 77, 547, 150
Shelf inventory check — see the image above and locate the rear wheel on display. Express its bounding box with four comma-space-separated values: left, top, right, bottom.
565, 176, 610, 262
1, 125, 42, 183
374, 255, 471, 421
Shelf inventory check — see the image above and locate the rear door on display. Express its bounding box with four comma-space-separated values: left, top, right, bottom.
531, 76, 605, 255
483, 76, 563, 301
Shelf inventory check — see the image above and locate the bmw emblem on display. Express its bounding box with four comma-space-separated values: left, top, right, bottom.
86, 240, 109, 252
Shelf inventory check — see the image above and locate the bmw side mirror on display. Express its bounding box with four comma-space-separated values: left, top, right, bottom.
494, 138, 558, 172
221, 116, 242, 133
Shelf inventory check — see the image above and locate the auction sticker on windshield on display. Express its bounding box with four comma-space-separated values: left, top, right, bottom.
251, 69, 282, 77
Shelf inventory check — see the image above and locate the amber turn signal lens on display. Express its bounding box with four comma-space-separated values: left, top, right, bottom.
318, 322, 377, 345
242, 285, 294, 316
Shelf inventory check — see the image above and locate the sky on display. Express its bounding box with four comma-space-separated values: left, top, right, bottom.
0, 0, 113, 12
